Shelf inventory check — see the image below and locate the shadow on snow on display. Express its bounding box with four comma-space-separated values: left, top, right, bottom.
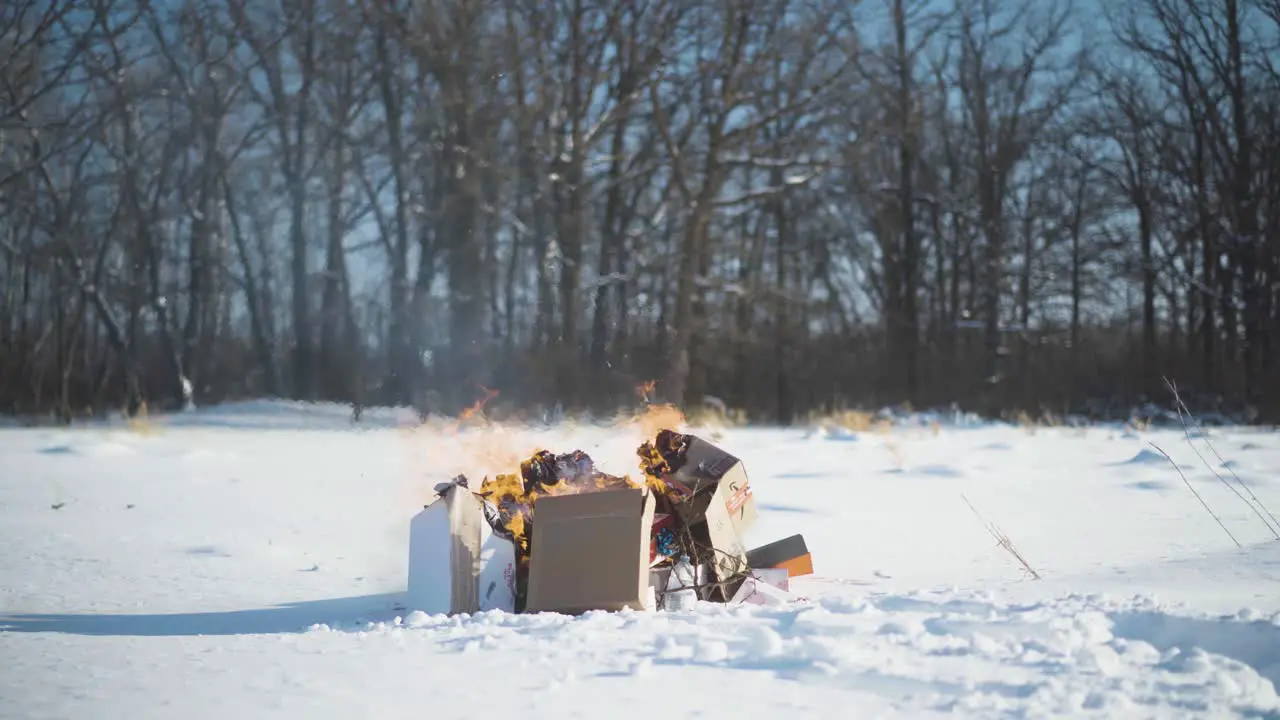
0, 592, 404, 637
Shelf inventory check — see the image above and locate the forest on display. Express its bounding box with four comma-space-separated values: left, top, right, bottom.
2, 0, 1279, 423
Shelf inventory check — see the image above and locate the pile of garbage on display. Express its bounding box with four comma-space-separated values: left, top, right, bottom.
407, 429, 813, 615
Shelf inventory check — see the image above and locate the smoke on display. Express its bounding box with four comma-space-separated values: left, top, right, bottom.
398, 382, 691, 508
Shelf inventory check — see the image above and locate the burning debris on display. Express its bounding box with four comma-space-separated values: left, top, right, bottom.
637, 429, 693, 496
477, 450, 639, 556
407, 428, 813, 616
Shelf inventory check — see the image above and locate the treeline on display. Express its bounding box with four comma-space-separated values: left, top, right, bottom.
2, 0, 1279, 423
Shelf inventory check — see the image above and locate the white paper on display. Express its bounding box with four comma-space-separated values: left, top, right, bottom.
749, 568, 790, 591
729, 574, 796, 606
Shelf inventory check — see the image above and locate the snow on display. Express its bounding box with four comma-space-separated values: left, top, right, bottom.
2, 401, 1280, 718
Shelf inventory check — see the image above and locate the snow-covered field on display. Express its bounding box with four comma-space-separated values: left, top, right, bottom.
2, 402, 1279, 719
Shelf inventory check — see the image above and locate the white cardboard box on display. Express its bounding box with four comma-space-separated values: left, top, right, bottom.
408, 479, 515, 615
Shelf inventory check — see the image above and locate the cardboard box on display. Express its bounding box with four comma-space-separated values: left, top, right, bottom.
407, 478, 517, 615
525, 486, 656, 614
746, 534, 813, 577
477, 529, 517, 611
667, 436, 759, 588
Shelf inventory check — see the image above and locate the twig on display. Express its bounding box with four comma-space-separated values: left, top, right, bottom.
961, 494, 1041, 580
1164, 377, 1280, 539
1148, 442, 1242, 548
655, 521, 753, 604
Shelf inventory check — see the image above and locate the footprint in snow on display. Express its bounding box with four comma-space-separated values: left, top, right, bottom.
1126, 480, 1174, 492
186, 545, 231, 558
913, 464, 963, 477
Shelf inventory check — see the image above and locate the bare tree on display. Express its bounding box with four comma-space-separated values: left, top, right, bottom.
952, 0, 1084, 407
5, 0, 1280, 425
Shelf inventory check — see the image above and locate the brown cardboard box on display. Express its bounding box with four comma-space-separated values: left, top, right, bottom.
668, 436, 759, 589
525, 486, 656, 614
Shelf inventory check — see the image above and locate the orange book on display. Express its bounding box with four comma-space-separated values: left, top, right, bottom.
746, 534, 813, 577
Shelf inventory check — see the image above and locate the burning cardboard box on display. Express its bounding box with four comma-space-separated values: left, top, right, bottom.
638, 430, 759, 598
475, 449, 641, 612
525, 486, 656, 614
408, 430, 802, 616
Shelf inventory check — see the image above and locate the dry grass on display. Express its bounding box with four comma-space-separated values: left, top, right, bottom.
1012, 410, 1078, 436
1163, 377, 1280, 541
808, 409, 896, 436
1149, 441, 1242, 548
1013, 410, 1038, 435
1126, 414, 1152, 433
684, 399, 747, 432
124, 400, 160, 436
962, 494, 1041, 580
884, 439, 906, 471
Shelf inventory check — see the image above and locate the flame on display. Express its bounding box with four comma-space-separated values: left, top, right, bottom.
621, 381, 688, 441
478, 469, 531, 551
636, 428, 694, 497
477, 449, 640, 557
456, 385, 499, 430
399, 385, 538, 510
632, 402, 686, 442
636, 380, 657, 403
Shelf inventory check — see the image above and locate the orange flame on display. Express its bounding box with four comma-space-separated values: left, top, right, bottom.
455, 385, 499, 430
632, 403, 687, 442
625, 379, 686, 439
478, 450, 640, 556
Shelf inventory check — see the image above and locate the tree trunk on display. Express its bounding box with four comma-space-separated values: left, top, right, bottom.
589, 76, 634, 370
288, 2, 317, 401
1138, 197, 1156, 396
665, 194, 714, 408
442, 66, 485, 411
223, 178, 279, 396
894, 0, 919, 405
320, 119, 350, 401
772, 176, 793, 425
374, 21, 412, 406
